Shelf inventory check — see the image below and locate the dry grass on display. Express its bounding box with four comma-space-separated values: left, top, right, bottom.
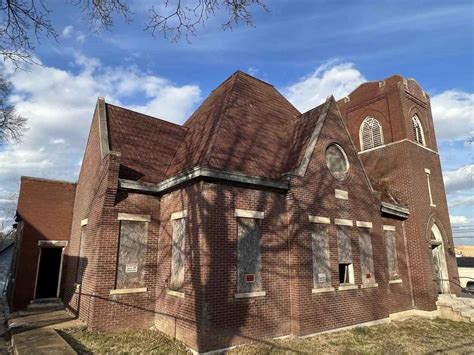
60, 318, 474, 354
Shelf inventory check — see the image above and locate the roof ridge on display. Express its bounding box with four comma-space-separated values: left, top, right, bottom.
202, 74, 239, 168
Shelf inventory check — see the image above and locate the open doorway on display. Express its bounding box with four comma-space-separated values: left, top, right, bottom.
35, 246, 63, 299
430, 224, 450, 294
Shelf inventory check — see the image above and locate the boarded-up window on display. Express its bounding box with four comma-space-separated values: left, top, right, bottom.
170, 218, 186, 291
312, 225, 331, 288
76, 228, 86, 284
358, 228, 375, 284
337, 226, 354, 284
385, 229, 399, 279
116, 220, 147, 289
237, 218, 263, 293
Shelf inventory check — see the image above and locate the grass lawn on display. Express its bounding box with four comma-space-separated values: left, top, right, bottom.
60, 318, 474, 354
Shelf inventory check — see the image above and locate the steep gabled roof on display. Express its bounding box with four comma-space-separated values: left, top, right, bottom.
166, 71, 300, 179
107, 104, 187, 183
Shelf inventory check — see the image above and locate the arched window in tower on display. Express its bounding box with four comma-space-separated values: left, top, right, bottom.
359, 117, 384, 151
412, 114, 425, 146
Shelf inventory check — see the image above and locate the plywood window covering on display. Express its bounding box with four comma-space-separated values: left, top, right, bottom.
337, 226, 354, 284
237, 217, 263, 294
358, 228, 375, 284
385, 229, 399, 279
412, 114, 425, 146
312, 224, 331, 288
116, 220, 148, 289
360, 117, 384, 151
170, 217, 186, 291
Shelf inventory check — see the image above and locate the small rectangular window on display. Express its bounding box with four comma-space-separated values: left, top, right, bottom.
358, 228, 375, 284
116, 220, 148, 289
339, 263, 354, 284
237, 217, 263, 293
312, 224, 331, 288
385, 228, 399, 280
337, 226, 354, 284
170, 217, 186, 291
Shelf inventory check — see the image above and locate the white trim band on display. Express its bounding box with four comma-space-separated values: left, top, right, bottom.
309, 216, 331, 224
110, 287, 147, 295
118, 213, 151, 222
171, 210, 188, 220
389, 279, 403, 284
235, 291, 266, 298
335, 218, 353, 226
167, 289, 185, 298
80, 219, 88, 226
338, 284, 359, 291
38, 240, 68, 247
335, 189, 348, 200
356, 221, 373, 229
234, 209, 264, 219
312, 287, 335, 294
383, 225, 396, 231
361, 283, 378, 289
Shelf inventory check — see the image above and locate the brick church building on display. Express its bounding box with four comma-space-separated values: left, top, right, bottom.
11, 71, 459, 352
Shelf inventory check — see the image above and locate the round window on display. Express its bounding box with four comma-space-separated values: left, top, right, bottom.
326, 144, 349, 180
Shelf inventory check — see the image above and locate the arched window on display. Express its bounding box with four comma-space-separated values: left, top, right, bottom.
359, 117, 384, 151
412, 115, 425, 146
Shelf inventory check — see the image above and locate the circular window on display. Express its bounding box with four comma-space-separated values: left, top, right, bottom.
326, 144, 349, 180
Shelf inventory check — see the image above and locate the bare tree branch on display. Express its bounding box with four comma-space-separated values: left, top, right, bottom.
68, 0, 132, 30
146, 0, 267, 42
0, 0, 57, 66
0, 77, 27, 143
0, 0, 267, 67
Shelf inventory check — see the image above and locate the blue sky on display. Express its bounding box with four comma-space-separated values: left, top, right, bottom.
0, 0, 473, 244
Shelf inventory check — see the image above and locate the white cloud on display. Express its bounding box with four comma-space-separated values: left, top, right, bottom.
450, 215, 473, 225
448, 195, 474, 208
431, 90, 474, 141
284, 60, 366, 113
0, 55, 202, 223
443, 165, 473, 194
61, 25, 74, 38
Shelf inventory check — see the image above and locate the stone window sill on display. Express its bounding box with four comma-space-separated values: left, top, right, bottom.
361, 283, 378, 289
235, 291, 266, 298
167, 289, 185, 298
312, 287, 335, 294
338, 284, 359, 291
110, 287, 147, 295
389, 279, 403, 284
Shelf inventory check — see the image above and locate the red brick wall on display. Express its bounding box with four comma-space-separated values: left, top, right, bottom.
195, 182, 290, 352
63, 106, 114, 323
287, 101, 393, 336
13, 177, 76, 310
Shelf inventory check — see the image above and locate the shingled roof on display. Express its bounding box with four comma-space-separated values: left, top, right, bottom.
166, 71, 301, 179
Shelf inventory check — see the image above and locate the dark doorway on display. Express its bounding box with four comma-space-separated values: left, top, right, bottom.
36, 247, 62, 299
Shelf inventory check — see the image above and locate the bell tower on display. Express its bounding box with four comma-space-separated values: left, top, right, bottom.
338, 75, 460, 310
